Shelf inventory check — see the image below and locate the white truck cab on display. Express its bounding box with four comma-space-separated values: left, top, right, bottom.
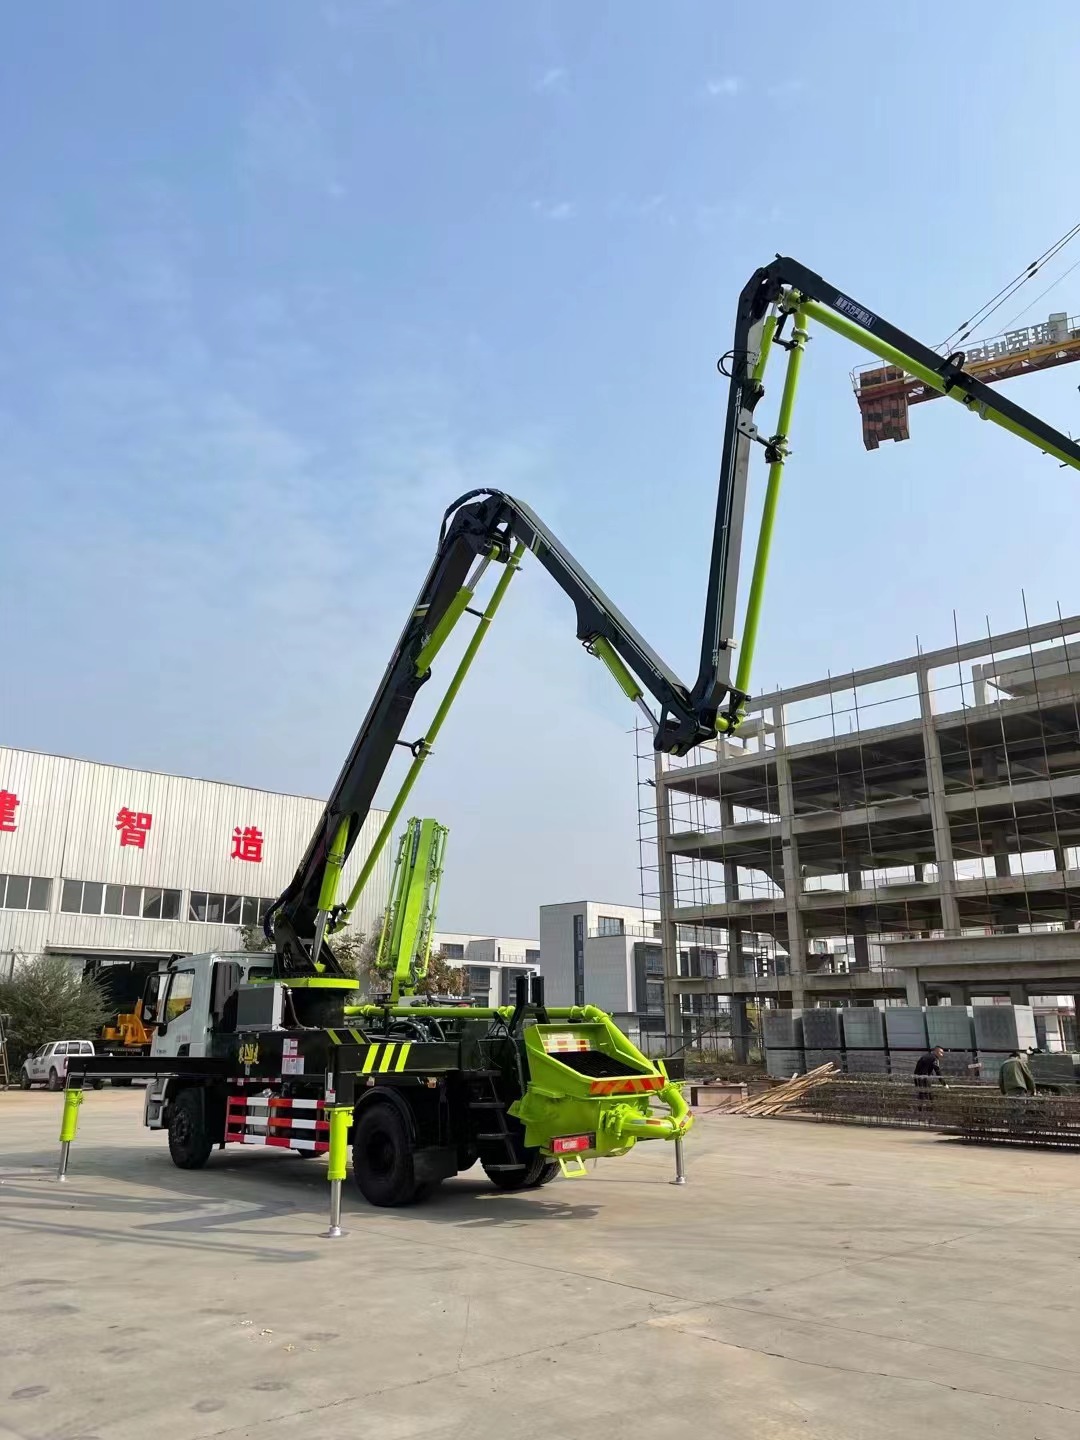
142, 951, 273, 1131
144, 951, 273, 1060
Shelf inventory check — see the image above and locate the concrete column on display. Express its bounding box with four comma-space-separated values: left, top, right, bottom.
1006, 983, 1028, 1005
729, 995, 750, 1062
845, 867, 870, 970
654, 753, 683, 1043
773, 705, 810, 1009
905, 969, 926, 1006
1054, 847, 1067, 874
916, 665, 960, 933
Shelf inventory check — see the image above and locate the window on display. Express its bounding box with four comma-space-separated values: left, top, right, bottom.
441, 942, 465, 959
526, 949, 540, 963
596, 915, 624, 937
60, 880, 181, 920
166, 971, 194, 1021
644, 948, 664, 976
189, 891, 276, 926
645, 981, 665, 1013
54, 1043, 69, 1056
467, 965, 490, 995
0, 874, 51, 911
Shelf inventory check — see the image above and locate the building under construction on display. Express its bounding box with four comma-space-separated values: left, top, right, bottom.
641, 612, 1080, 1052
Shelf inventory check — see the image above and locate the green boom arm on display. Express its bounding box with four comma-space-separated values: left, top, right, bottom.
699, 257, 1080, 732
373, 817, 449, 1002
268, 258, 1080, 979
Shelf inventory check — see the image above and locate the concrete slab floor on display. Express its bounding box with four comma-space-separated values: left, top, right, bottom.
1, 1092, 1079, 1440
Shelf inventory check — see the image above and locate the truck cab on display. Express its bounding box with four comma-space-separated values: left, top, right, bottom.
142, 951, 273, 1134
143, 952, 272, 1060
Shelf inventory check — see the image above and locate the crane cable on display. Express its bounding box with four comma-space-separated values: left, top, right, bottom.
998, 253, 1080, 334
937, 220, 1080, 353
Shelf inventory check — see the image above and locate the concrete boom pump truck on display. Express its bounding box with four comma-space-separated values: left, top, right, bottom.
65, 256, 1080, 1207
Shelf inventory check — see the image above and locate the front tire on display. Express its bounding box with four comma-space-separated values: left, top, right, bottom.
168, 1088, 214, 1170
19, 1069, 31, 1090
352, 1103, 425, 1207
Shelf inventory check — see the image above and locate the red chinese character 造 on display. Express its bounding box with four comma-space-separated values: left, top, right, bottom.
0, 790, 18, 833
231, 825, 264, 863
116, 808, 152, 849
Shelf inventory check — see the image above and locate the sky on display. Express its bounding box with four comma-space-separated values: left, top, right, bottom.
3, 3, 1080, 936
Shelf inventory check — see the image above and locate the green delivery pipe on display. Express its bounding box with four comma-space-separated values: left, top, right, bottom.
333, 543, 526, 930
725, 307, 809, 716
802, 297, 1080, 473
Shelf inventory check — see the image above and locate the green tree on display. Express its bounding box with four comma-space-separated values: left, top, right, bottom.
239, 923, 273, 953
0, 954, 110, 1070
330, 924, 380, 989
422, 949, 466, 998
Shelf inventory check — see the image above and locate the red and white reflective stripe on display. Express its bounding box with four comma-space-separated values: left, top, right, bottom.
227, 1133, 328, 1152
225, 1094, 330, 1153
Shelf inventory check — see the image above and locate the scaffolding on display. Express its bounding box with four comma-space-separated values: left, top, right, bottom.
640, 605, 1080, 1054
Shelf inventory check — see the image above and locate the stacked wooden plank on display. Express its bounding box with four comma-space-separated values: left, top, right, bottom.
730, 1063, 836, 1117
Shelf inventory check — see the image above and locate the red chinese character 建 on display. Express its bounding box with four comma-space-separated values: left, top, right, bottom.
231, 825, 264, 863
0, 789, 18, 833
116, 808, 152, 849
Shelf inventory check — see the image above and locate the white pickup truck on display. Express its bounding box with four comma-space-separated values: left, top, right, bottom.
20, 1040, 103, 1091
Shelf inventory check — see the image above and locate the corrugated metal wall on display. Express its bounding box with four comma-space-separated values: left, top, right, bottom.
0, 747, 392, 958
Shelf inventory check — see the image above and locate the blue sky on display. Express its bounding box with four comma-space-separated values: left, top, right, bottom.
3, 3, 1080, 935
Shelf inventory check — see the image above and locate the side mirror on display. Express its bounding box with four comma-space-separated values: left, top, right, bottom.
157, 1022, 168, 1037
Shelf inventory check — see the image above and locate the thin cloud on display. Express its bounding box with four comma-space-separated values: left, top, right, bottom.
240, 73, 343, 198
530, 199, 575, 222
705, 76, 741, 98
534, 66, 568, 93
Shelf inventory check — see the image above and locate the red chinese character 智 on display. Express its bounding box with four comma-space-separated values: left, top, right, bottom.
231, 825, 264, 863
116, 808, 152, 849
0, 789, 18, 833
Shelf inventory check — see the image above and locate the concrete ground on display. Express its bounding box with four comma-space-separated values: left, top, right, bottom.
1, 1092, 1078, 1440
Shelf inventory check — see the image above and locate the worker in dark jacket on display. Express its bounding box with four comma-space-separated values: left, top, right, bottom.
998, 1050, 1036, 1097
913, 1047, 948, 1114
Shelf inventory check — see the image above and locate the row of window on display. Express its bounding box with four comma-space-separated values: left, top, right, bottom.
188, 892, 273, 926
0, 873, 51, 911
3, 876, 279, 926
62, 879, 183, 920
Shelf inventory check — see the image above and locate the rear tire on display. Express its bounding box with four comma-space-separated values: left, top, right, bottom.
91, 1080, 105, 1091
47, 1069, 60, 1092
352, 1103, 425, 1207
482, 1150, 559, 1191
168, 1088, 214, 1170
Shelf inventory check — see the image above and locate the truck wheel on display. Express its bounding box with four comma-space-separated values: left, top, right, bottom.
482, 1149, 559, 1191
168, 1088, 214, 1170
112, 1077, 134, 1087
19, 1069, 31, 1090
47, 1068, 60, 1092
91, 1079, 105, 1090
352, 1103, 426, 1207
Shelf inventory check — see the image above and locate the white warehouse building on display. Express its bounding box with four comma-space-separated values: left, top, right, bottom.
0, 746, 537, 1005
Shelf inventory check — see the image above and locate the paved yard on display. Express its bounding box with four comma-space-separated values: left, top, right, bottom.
1, 1089, 1078, 1439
